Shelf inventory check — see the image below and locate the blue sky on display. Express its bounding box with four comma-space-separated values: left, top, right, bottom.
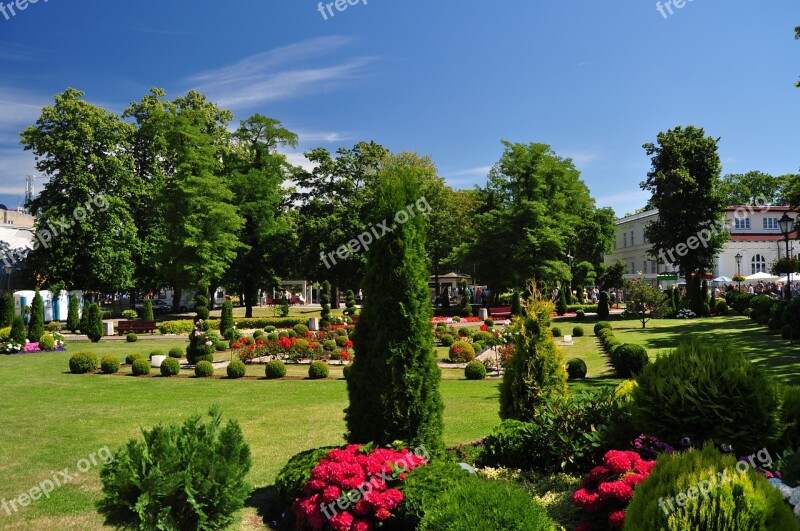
0, 0, 798, 216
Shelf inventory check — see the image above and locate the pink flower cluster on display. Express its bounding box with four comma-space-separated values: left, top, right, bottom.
293, 444, 427, 531
573, 450, 656, 530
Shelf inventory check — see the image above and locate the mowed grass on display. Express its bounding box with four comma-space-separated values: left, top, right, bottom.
2, 313, 797, 528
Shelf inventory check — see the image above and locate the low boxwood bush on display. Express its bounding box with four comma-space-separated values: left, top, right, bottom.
472, 330, 493, 343
293, 323, 309, 336
464, 360, 487, 380
449, 340, 475, 362
631, 337, 781, 454
38, 333, 56, 351
100, 355, 120, 374
418, 475, 556, 530
623, 443, 799, 531
334, 335, 348, 348
125, 353, 144, 365
610, 343, 649, 378
131, 358, 150, 376
159, 357, 181, 377
392, 461, 473, 529
572, 325, 584, 337
126, 333, 137, 343
265, 360, 286, 379
274, 447, 337, 507
575, 309, 585, 321
551, 326, 562, 337
594, 321, 612, 336
715, 300, 728, 315
484, 319, 494, 327
308, 361, 329, 380
149, 349, 164, 360
98, 407, 251, 530
168, 347, 183, 359
342, 362, 353, 380
566, 358, 587, 379
457, 327, 471, 337
69, 352, 98, 374
214, 340, 228, 351
440, 333, 454, 347
194, 360, 214, 377
227, 360, 246, 379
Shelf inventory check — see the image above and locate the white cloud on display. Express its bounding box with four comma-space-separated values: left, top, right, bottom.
0, 88, 47, 130
447, 165, 492, 178
280, 151, 317, 173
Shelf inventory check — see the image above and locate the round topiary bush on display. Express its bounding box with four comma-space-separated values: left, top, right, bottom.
457, 327, 471, 337
68, 352, 98, 374
253, 329, 265, 339
168, 347, 183, 359
715, 300, 728, 315
264, 325, 276, 333
335, 335, 348, 348
214, 341, 228, 351
572, 325, 585, 337
100, 354, 120, 374
160, 357, 181, 377
322, 339, 336, 351
472, 330, 493, 343
126, 333, 138, 343
265, 360, 287, 379
125, 353, 144, 365
194, 360, 214, 377
612, 343, 650, 378
131, 358, 151, 376
566, 358, 587, 379
484, 319, 494, 327
38, 333, 56, 351
449, 340, 475, 362
465, 360, 487, 380
308, 361, 329, 380
286, 330, 298, 339
632, 338, 781, 454
440, 333, 454, 347
393, 461, 473, 529
576, 309, 585, 321
227, 360, 246, 379
551, 326, 562, 337
623, 443, 798, 530
342, 362, 353, 380
149, 349, 164, 360
294, 324, 309, 336
335, 328, 348, 337
267, 332, 279, 341
594, 321, 613, 336
418, 475, 555, 531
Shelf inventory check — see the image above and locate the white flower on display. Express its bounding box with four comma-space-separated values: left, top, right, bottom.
205, 341, 213, 346
25, 339, 29, 344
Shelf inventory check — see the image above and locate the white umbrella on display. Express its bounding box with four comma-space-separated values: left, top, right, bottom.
744, 272, 779, 282
712, 276, 732, 283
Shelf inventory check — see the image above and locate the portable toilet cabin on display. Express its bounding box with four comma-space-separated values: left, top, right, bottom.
51, 290, 69, 322
14, 290, 36, 321
40, 290, 53, 322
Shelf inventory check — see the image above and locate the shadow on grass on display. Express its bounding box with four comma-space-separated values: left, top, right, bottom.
246, 485, 286, 530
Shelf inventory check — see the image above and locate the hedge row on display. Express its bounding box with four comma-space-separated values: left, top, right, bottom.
596, 324, 649, 378
158, 317, 307, 335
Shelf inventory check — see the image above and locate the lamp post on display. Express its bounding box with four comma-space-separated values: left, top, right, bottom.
3, 264, 11, 294
735, 253, 742, 291
779, 213, 795, 300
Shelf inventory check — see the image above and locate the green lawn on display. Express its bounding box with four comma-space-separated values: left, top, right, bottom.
2, 313, 798, 529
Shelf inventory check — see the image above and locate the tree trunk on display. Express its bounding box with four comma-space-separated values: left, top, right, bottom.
331, 282, 340, 308
172, 288, 182, 313
244, 279, 255, 318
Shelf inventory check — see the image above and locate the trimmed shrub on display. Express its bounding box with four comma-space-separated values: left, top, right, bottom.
597, 291, 610, 319
440, 333, 454, 347
472, 341, 484, 353
219, 299, 234, 339
623, 443, 799, 531
610, 343, 649, 378
393, 461, 473, 529
27, 288, 45, 342
69, 352, 98, 374
715, 300, 728, 315
464, 360, 487, 380
125, 353, 144, 365
149, 349, 164, 360
168, 347, 183, 359
572, 325, 584, 337
98, 407, 251, 530
449, 340, 475, 362
632, 338, 781, 454
10, 315, 26, 345
274, 447, 337, 507
566, 358, 587, 379
418, 475, 556, 531
214, 340, 228, 351
308, 361, 329, 380
131, 358, 150, 376
265, 360, 287, 379
194, 360, 214, 377
342, 362, 353, 380
160, 357, 181, 376
126, 333, 137, 343
334, 335, 348, 348
38, 333, 56, 351
84, 303, 104, 342
227, 360, 246, 379
575, 309, 585, 321
322, 339, 337, 352
471, 330, 493, 343
293, 323, 309, 336
485, 318, 495, 327
594, 321, 612, 336
457, 327, 471, 337
780, 385, 800, 451
551, 326, 562, 337
100, 355, 120, 374
141, 299, 154, 321
66, 295, 80, 332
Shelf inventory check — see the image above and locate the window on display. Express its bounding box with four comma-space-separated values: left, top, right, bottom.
763, 217, 779, 230
751, 254, 766, 274
642, 227, 647, 244
630, 262, 635, 274
643, 260, 648, 274
735, 217, 751, 230
630, 230, 635, 246
623, 232, 627, 247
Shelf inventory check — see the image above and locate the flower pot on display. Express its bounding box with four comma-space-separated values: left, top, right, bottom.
151, 355, 166, 368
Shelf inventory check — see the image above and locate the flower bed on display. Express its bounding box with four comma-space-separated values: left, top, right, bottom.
2, 334, 66, 354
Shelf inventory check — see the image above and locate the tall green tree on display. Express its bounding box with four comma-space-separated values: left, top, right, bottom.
223, 115, 297, 318
21, 88, 138, 292
66, 295, 80, 332
345, 155, 444, 452
641, 126, 728, 280
27, 288, 44, 341
719, 171, 783, 206
0, 292, 14, 328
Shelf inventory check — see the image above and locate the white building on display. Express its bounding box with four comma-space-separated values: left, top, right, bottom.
605, 205, 800, 284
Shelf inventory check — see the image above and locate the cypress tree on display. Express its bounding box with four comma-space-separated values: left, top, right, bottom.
672, 285, 682, 310
85, 303, 104, 342
142, 299, 154, 321
555, 286, 567, 316
343, 290, 357, 316
27, 288, 45, 342
220, 299, 234, 338
345, 161, 444, 452
320, 281, 331, 327
700, 278, 710, 316
0, 292, 14, 328
598, 291, 610, 319
194, 281, 210, 322
10, 314, 26, 345
510, 290, 521, 316
66, 295, 80, 332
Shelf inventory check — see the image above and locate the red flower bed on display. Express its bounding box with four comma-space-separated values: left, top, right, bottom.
573, 450, 655, 530
293, 444, 427, 530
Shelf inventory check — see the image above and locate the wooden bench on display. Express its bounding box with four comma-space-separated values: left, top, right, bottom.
118, 320, 157, 335
488, 306, 512, 318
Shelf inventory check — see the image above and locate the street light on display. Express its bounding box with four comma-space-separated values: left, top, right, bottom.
735, 253, 742, 291
779, 213, 795, 300
3, 264, 11, 293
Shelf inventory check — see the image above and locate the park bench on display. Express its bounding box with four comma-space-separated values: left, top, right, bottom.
118, 320, 157, 335
488, 306, 512, 318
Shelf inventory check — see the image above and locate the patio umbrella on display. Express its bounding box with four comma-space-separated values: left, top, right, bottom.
744, 272, 779, 282
712, 276, 732, 283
